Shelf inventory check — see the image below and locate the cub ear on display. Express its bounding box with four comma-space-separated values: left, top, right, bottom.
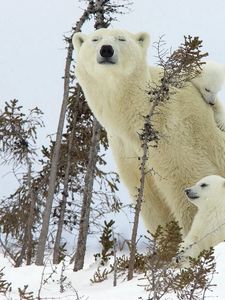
72, 32, 86, 51
135, 32, 150, 49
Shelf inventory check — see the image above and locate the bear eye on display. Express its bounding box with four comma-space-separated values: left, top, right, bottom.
118, 36, 126, 42
205, 88, 211, 93
92, 37, 99, 42
200, 183, 208, 188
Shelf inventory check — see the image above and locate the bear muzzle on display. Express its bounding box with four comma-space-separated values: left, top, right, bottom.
97, 45, 117, 64
185, 188, 199, 200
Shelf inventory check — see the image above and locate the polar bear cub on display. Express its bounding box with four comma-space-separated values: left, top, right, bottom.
182, 175, 225, 260
191, 61, 225, 131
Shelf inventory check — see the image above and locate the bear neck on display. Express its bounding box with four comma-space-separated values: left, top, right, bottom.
78, 64, 151, 127
198, 197, 223, 215
97, 68, 150, 96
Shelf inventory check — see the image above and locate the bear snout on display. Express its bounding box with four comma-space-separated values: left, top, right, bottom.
185, 188, 191, 197
100, 45, 114, 58
184, 188, 199, 200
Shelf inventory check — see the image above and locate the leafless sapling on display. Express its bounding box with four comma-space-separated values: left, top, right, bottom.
35, 0, 96, 266
73, 0, 132, 272
127, 36, 208, 280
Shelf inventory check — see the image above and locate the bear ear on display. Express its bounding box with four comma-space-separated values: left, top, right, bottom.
72, 32, 86, 51
135, 32, 150, 49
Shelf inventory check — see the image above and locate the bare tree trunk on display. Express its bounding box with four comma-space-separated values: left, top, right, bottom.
94, 0, 108, 29
73, 118, 101, 271
127, 106, 158, 280
53, 87, 80, 264
15, 159, 36, 267
127, 141, 148, 280
15, 235, 26, 267
35, 4, 94, 266
72, 0, 122, 271
112, 231, 117, 287
26, 160, 36, 265
127, 36, 208, 280
35, 42, 73, 266
26, 188, 36, 265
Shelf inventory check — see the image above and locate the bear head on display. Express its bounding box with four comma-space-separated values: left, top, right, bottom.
192, 61, 225, 105
184, 175, 225, 208
72, 28, 150, 80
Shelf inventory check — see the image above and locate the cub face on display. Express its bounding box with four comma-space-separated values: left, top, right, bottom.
184, 175, 225, 208
72, 28, 150, 78
192, 61, 225, 105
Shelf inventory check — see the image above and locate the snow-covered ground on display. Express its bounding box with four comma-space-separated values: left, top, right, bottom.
1, 1, 225, 300
1, 243, 225, 300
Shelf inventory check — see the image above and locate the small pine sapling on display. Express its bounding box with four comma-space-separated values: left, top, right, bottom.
151, 220, 183, 265
0, 268, 12, 295
174, 248, 216, 300
18, 285, 34, 300
94, 220, 115, 266
90, 267, 113, 284
139, 222, 216, 300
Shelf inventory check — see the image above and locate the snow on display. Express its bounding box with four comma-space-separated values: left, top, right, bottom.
1, 243, 225, 300
1, 0, 225, 299
1, 253, 145, 300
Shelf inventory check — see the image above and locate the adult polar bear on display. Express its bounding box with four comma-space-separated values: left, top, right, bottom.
73, 28, 225, 235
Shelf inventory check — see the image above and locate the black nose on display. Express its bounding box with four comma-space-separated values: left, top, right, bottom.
100, 45, 114, 58
185, 188, 191, 196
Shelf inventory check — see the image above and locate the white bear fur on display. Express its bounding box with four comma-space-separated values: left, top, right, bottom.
191, 61, 225, 131
183, 175, 225, 259
73, 28, 225, 235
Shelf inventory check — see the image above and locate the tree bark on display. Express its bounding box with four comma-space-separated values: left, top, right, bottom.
73, 118, 101, 271
127, 142, 148, 280
35, 3, 94, 266
53, 87, 80, 264
26, 189, 36, 265
15, 158, 36, 267
26, 160, 36, 265
127, 103, 158, 280
35, 41, 73, 266
94, 0, 108, 29
72, 0, 117, 271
